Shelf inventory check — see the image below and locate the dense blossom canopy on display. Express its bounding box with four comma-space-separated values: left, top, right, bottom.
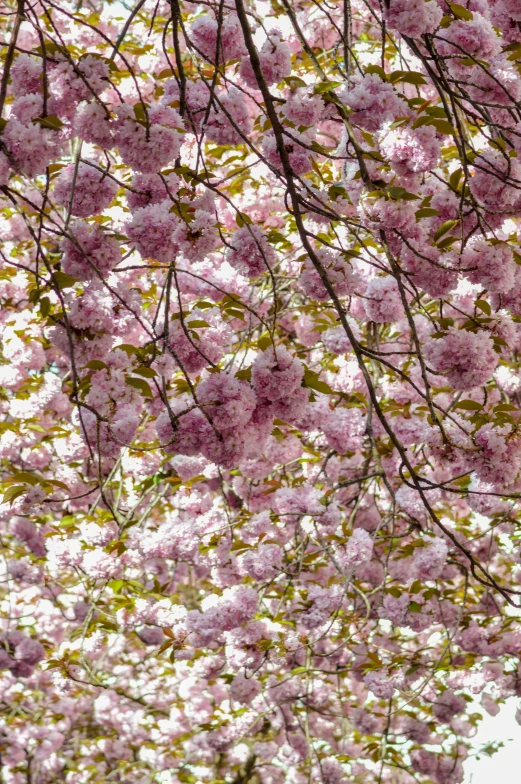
2, 0, 521, 781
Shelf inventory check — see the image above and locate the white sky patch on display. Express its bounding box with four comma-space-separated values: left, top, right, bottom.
464, 697, 521, 783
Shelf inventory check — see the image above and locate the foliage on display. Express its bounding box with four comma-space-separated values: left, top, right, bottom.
1, 0, 521, 781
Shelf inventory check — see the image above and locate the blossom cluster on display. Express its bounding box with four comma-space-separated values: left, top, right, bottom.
1, 0, 521, 782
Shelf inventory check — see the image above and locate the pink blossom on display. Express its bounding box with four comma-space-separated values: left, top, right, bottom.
437, 13, 502, 77
424, 328, 498, 390
343, 73, 408, 131
385, 0, 443, 36
226, 225, 276, 278
461, 240, 517, 294
469, 150, 521, 213
137, 626, 165, 646
197, 372, 256, 429
14, 636, 45, 666
61, 221, 120, 280
298, 250, 360, 301
0, 151, 9, 186
252, 346, 304, 402
206, 86, 253, 145
230, 672, 262, 703
262, 129, 313, 175
126, 199, 178, 261
190, 13, 247, 62
364, 276, 403, 323
379, 123, 441, 174
401, 242, 458, 297
126, 171, 179, 212
10, 54, 43, 97
433, 690, 466, 723
74, 101, 114, 148
334, 528, 374, 571
240, 30, 292, 88
53, 163, 117, 217
283, 89, 325, 127
114, 103, 185, 173
238, 543, 283, 580
481, 692, 500, 716
413, 537, 448, 580
364, 669, 402, 698
3, 118, 60, 177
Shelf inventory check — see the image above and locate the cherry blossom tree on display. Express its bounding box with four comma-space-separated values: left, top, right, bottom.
1, 0, 521, 781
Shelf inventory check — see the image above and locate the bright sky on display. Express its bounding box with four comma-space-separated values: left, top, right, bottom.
464, 698, 520, 783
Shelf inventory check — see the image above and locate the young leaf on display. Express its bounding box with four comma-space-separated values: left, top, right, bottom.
126, 376, 153, 398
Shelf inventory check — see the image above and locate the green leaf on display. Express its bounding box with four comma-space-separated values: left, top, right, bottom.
507, 44, 521, 61
224, 307, 246, 322
433, 219, 459, 242
33, 115, 64, 130
426, 106, 449, 118
126, 376, 153, 398
302, 368, 334, 395
388, 186, 406, 200
84, 360, 108, 370
174, 165, 198, 182
53, 271, 77, 289
475, 299, 491, 315
415, 207, 440, 220
408, 601, 423, 613
267, 229, 289, 244
235, 366, 252, 381
257, 335, 273, 351
363, 65, 386, 80
45, 479, 70, 491
328, 183, 348, 201
115, 344, 140, 355
454, 399, 483, 410
284, 76, 307, 89
230, 540, 252, 552
314, 80, 342, 93
134, 365, 157, 378
39, 296, 51, 318
450, 2, 473, 20
34, 41, 62, 57
3, 485, 27, 505
439, 317, 454, 329
431, 119, 456, 135
489, 137, 507, 153
436, 234, 458, 249
449, 168, 463, 190
390, 70, 427, 85
133, 102, 149, 125
235, 211, 252, 228
186, 319, 210, 329
194, 300, 215, 310
388, 186, 420, 201
6, 471, 39, 486
412, 115, 432, 129
157, 68, 174, 79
